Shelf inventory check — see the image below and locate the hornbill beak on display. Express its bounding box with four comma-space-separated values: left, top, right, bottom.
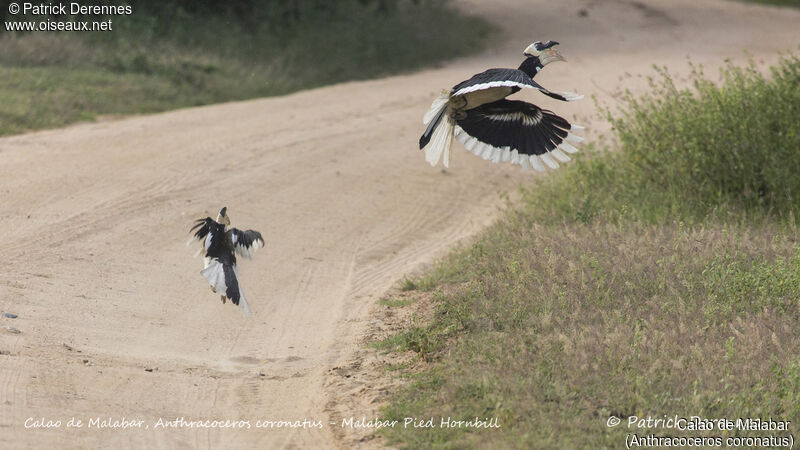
540, 48, 566, 66
216, 206, 231, 226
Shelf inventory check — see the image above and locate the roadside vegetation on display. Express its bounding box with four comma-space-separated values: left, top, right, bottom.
376, 54, 800, 448
0, 0, 490, 136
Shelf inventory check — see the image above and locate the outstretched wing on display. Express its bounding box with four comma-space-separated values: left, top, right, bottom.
190, 217, 216, 255
451, 68, 582, 102
228, 228, 264, 260
191, 217, 214, 239
531, 80, 584, 102
454, 99, 584, 171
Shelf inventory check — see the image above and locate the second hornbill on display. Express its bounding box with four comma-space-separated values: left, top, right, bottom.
419, 41, 584, 171
190, 207, 264, 317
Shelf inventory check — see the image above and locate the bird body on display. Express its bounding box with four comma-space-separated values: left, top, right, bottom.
419, 41, 584, 171
190, 207, 264, 317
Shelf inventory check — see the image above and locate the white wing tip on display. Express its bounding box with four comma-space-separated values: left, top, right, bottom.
565, 133, 584, 144
559, 142, 580, 154
529, 155, 546, 172
550, 148, 571, 163
539, 153, 560, 169
552, 90, 584, 102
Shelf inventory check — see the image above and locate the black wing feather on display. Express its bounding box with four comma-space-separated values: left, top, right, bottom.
191, 217, 230, 261
228, 228, 265, 259
451, 68, 537, 94
191, 217, 214, 241
451, 68, 579, 103
456, 99, 573, 157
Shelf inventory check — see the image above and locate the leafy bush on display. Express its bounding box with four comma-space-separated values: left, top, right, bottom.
525, 54, 800, 225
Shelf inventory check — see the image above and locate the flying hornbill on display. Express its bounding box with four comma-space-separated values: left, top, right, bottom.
419, 41, 585, 171
190, 207, 264, 317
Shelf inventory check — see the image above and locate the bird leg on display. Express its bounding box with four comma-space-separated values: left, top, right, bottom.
220, 295, 226, 304
210, 285, 217, 294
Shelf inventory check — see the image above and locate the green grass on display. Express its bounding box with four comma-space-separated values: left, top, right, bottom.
0, 0, 491, 136
377, 54, 800, 448
526, 55, 800, 226
380, 223, 800, 449
379, 296, 418, 308
0, 65, 214, 135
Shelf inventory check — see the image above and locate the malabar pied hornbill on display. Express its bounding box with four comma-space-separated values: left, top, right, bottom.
191, 207, 264, 317
419, 41, 584, 171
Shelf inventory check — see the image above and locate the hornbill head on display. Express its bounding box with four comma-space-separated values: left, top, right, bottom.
523, 41, 565, 66
216, 206, 231, 226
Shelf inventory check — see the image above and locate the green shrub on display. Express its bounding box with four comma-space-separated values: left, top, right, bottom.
524, 54, 800, 225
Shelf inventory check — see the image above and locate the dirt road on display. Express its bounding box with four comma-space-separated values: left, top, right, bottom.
1, 0, 798, 448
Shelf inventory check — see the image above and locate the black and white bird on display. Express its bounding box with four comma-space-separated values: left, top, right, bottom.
419, 41, 585, 171
190, 207, 264, 317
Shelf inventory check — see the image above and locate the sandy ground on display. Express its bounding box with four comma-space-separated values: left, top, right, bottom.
1, 0, 798, 448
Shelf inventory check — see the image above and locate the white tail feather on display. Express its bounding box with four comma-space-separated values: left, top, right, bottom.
201, 260, 252, 317
201, 258, 227, 295
238, 292, 252, 317
232, 266, 252, 317
424, 116, 454, 167
423, 90, 450, 125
